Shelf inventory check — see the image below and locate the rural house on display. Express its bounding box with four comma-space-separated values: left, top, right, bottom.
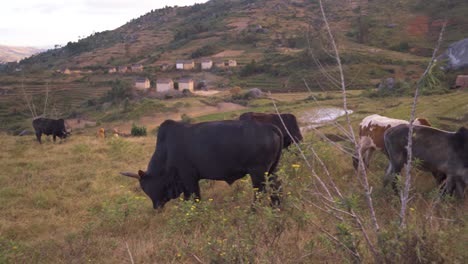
135, 77, 150, 90
118, 66, 129, 73
176, 60, 184, 70
176, 60, 195, 70
228, 59, 237, 67
59, 67, 71, 74
108, 67, 117, 74
214, 59, 225, 68
454, 75, 468, 89
178, 78, 195, 91
131, 64, 144, 72
156, 78, 174, 92
201, 59, 213, 70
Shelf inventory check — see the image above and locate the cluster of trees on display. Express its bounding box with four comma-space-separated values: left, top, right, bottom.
191, 44, 220, 58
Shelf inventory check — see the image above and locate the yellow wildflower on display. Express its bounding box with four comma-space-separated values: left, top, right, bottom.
292, 164, 300, 169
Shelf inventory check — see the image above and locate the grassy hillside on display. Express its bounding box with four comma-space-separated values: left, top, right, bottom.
1, 91, 467, 263
1, 0, 467, 134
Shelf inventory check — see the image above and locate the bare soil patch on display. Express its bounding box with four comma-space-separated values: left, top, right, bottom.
406, 15, 429, 37
212, 50, 245, 58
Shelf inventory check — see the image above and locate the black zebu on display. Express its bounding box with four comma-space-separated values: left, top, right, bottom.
384, 124, 468, 198
239, 112, 303, 149
121, 119, 284, 209
32, 118, 70, 144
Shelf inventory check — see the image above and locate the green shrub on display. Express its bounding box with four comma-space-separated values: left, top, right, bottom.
181, 113, 193, 123
131, 124, 147, 136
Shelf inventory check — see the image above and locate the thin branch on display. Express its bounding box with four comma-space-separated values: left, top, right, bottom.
318, 0, 355, 142
318, 0, 379, 234
125, 242, 135, 264
269, 94, 334, 200
309, 220, 362, 262
400, 20, 447, 228
21, 75, 36, 119
43, 81, 49, 117
192, 254, 204, 264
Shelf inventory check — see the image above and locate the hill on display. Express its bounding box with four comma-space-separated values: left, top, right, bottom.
0, 45, 44, 63
0, 0, 467, 133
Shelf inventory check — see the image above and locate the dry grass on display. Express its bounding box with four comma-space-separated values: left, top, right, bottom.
1, 91, 467, 263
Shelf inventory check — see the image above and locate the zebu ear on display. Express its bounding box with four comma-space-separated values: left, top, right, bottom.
120, 171, 143, 180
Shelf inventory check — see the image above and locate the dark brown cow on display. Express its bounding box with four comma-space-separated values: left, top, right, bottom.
32, 118, 70, 144
353, 114, 431, 169
239, 112, 303, 148
384, 125, 467, 198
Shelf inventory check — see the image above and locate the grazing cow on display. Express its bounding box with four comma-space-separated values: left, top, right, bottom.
353, 114, 431, 169
32, 118, 70, 144
384, 125, 467, 198
239, 112, 303, 148
120, 119, 283, 209
97, 128, 106, 138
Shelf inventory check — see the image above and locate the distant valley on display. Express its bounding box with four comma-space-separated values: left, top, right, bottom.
0, 44, 44, 63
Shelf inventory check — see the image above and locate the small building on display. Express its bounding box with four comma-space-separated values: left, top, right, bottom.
178, 78, 195, 91
156, 78, 174, 92
228, 59, 237, 67
183, 60, 195, 70
176, 60, 195, 70
118, 66, 129, 73
201, 59, 213, 70
108, 67, 117, 74
454, 75, 468, 89
176, 60, 185, 70
59, 67, 71, 74
214, 59, 225, 68
131, 64, 144, 72
135, 77, 150, 90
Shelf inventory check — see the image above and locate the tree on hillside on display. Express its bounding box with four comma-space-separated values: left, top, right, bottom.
103, 80, 132, 104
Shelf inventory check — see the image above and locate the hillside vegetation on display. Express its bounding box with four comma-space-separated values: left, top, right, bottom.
1, 0, 467, 133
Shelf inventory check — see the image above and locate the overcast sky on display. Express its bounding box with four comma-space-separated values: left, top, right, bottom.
0, 0, 208, 48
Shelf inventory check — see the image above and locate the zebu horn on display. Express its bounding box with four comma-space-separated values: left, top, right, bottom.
120, 171, 141, 180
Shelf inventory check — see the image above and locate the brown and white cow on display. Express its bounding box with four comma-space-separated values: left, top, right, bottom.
353, 114, 431, 170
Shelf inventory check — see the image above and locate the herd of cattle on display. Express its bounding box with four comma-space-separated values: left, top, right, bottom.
32, 113, 467, 209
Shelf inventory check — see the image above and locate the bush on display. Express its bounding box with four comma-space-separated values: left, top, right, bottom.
131, 124, 147, 136
390, 41, 411, 52
191, 45, 219, 58
181, 113, 193, 123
